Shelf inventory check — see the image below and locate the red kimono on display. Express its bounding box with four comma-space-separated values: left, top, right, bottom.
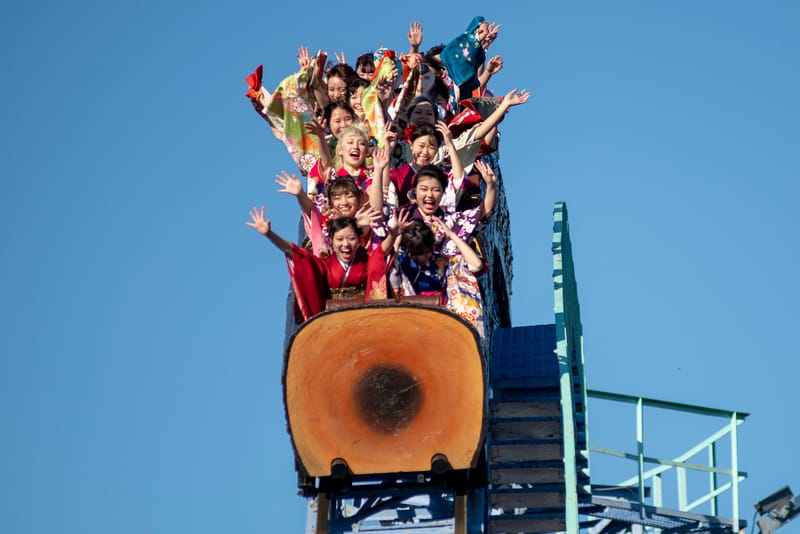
287, 244, 388, 321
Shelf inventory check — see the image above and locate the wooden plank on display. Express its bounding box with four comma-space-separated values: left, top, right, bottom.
490, 420, 562, 441
490, 443, 563, 462
490, 516, 566, 533
491, 490, 566, 509
490, 467, 565, 485
491, 402, 561, 419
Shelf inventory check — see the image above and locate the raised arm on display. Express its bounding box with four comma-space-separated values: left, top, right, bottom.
305, 118, 334, 182
382, 208, 410, 254
275, 171, 313, 216
246, 206, 294, 256
369, 143, 391, 211
436, 120, 465, 190
480, 22, 501, 51
473, 160, 497, 219
431, 215, 483, 271
473, 88, 531, 141
478, 55, 503, 90
407, 21, 423, 54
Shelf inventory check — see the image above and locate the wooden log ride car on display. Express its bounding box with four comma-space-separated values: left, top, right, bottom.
283, 303, 486, 479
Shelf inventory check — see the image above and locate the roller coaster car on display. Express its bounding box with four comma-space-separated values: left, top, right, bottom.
283, 300, 487, 495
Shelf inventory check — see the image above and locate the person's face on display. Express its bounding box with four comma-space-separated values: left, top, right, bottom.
409, 102, 435, 126
337, 133, 369, 170
330, 188, 360, 218
327, 76, 347, 102
356, 63, 374, 81
414, 176, 444, 215
349, 86, 365, 120
331, 225, 360, 263
329, 108, 354, 139
411, 134, 438, 167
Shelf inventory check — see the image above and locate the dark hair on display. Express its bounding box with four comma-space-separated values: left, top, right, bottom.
401, 220, 435, 258
324, 101, 356, 122
413, 164, 448, 190
327, 176, 362, 204
424, 45, 446, 74
347, 77, 370, 99
409, 122, 442, 146
326, 63, 357, 85
356, 53, 374, 71
327, 216, 362, 238
432, 77, 450, 104
406, 95, 437, 126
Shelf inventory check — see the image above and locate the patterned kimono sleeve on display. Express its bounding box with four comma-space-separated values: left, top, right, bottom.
440, 206, 482, 257
302, 206, 330, 257
366, 247, 388, 301
365, 219, 389, 252
362, 54, 398, 146
435, 126, 482, 173
264, 67, 322, 175
440, 168, 468, 212
445, 254, 485, 338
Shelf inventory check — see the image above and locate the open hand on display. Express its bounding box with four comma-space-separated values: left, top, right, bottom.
473, 160, 497, 188
297, 46, 310, 70
486, 55, 503, 75
407, 21, 423, 49
246, 206, 271, 235
504, 88, 531, 107
275, 171, 304, 197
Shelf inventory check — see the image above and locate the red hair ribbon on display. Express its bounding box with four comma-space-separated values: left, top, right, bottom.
403, 123, 417, 142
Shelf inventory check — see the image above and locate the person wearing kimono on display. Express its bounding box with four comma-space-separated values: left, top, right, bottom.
392, 218, 486, 337
247, 207, 402, 322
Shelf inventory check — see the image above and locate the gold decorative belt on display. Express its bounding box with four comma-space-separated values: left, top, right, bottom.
330, 285, 366, 300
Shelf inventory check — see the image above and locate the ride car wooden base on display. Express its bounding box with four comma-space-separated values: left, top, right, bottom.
284, 305, 485, 477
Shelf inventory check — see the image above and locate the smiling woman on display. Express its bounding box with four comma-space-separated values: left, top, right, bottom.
246, 207, 400, 320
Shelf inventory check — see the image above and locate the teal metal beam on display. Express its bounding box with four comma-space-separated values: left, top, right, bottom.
730, 412, 741, 531
588, 389, 749, 420
552, 202, 589, 534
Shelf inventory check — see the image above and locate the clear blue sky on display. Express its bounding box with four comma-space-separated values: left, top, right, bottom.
2, 1, 799, 533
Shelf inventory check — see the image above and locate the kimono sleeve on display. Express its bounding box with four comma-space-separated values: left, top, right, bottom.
445, 254, 485, 338
287, 244, 328, 320
366, 247, 389, 301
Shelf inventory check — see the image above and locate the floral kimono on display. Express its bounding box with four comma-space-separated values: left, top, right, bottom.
287, 244, 388, 321
440, 16, 487, 104
393, 249, 485, 337
408, 205, 482, 257
244, 58, 325, 175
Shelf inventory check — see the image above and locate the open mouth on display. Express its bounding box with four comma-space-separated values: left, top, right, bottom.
346, 148, 363, 163
337, 246, 354, 261
421, 198, 438, 212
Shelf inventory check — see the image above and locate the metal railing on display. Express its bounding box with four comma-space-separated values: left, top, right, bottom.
587, 390, 748, 530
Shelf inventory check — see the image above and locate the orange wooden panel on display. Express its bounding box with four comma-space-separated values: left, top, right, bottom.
284, 305, 485, 477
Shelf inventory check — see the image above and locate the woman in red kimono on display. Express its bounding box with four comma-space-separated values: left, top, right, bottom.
247, 206, 403, 321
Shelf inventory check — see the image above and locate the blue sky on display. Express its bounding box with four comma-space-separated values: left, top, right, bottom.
2, 1, 799, 533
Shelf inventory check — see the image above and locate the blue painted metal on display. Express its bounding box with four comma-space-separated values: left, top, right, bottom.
587, 389, 748, 533
552, 202, 591, 533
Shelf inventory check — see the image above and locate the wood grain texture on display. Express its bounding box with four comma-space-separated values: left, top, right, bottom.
285, 306, 484, 476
